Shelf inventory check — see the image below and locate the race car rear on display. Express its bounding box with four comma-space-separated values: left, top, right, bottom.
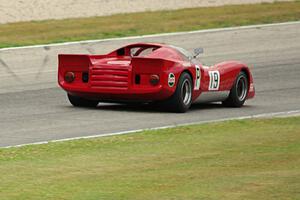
58, 54, 176, 102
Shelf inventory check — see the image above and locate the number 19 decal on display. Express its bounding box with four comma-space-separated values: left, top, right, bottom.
208, 71, 220, 91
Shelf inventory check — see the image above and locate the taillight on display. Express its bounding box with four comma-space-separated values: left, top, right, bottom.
149, 74, 160, 86
65, 72, 75, 83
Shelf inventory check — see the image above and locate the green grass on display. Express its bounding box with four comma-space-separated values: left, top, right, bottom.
0, 1, 300, 49
0, 117, 299, 200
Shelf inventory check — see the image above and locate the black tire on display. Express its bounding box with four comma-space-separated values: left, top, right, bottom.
223, 71, 248, 107
164, 72, 193, 113
67, 94, 99, 107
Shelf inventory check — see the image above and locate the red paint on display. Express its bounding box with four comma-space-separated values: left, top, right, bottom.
58, 43, 255, 102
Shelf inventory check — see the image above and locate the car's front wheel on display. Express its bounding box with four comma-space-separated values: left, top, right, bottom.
166, 72, 193, 113
67, 94, 99, 107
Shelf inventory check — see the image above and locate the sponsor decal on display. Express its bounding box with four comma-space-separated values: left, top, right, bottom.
168, 73, 176, 87
208, 70, 220, 91
194, 65, 201, 90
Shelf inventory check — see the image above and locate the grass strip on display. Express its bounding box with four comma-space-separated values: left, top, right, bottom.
0, 1, 300, 49
0, 116, 300, 200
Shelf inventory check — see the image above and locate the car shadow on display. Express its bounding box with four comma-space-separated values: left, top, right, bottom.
96, 103, 165, 113
190, 103, 224, 110
64, 102, 255, 113
60, 102, 255, 113
58, 102, 161, 113
190, 103, 254, 111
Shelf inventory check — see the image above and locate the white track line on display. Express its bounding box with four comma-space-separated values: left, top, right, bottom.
2, 109, 300, 149
1, 21, 300, 52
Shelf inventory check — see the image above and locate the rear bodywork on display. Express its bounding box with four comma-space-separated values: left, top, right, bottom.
58, 43, 255, 103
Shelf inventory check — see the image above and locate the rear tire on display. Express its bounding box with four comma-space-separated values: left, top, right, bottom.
164, 72, 193, 113
222, 71, 248, 107
67, 94, 99, 107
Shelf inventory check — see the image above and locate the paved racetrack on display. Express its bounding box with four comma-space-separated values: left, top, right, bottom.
0, 22, 299, 147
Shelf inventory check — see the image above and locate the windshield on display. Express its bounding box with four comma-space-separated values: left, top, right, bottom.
169, 45, 193, 61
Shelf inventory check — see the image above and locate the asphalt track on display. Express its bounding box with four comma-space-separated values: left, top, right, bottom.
0, 22, 300, 147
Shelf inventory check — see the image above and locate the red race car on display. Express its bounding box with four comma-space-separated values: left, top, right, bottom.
58, 43, 255, 112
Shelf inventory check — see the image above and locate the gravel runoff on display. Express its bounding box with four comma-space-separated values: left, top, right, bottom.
0, 0, 293, 24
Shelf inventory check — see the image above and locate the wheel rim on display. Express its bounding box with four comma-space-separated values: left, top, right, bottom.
181, 79, 192, 105
236, 76, 248, 101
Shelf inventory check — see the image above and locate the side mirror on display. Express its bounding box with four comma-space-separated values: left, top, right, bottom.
194, 48, 204, 58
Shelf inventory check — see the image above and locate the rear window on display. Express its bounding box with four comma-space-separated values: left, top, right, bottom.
130, 46, 159, 57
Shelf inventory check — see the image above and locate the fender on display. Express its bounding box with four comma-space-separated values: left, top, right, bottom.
167, 62, 197, 93
212, 61, 254, 98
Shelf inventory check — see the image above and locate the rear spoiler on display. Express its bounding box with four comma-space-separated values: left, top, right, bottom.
58, 54, 109, 69
58, 54, 176, 73
58, 54, 91, 70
